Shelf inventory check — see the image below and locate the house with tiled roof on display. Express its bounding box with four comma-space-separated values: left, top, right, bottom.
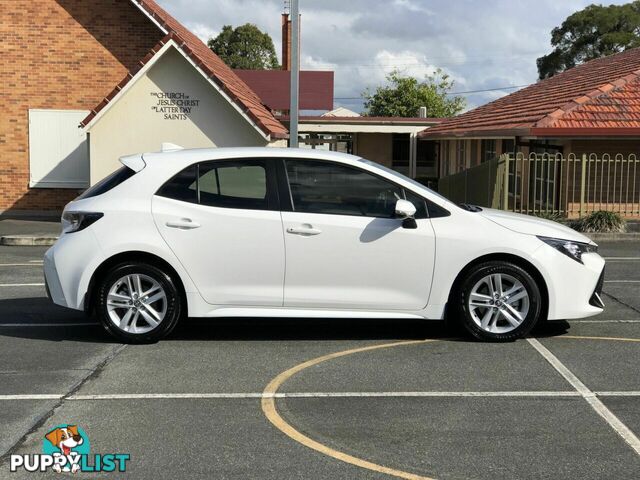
420, 47, 640, 178
1, 0, 288, 212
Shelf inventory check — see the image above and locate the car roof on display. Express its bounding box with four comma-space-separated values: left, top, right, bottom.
140, 147, 362, 168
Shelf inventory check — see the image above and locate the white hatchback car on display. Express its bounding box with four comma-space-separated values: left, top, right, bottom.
45, 147, 605, 343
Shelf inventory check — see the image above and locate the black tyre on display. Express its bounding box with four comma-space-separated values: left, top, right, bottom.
453, 261, 542, 342
96, 262, 182, 344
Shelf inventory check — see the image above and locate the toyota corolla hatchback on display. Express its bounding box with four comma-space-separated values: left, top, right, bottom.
44, 147, 605, 343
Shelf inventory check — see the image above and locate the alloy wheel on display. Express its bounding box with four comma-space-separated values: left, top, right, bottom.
467, 273, 530, 334
106, 273, 168, 334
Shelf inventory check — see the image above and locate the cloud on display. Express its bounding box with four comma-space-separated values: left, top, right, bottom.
157, 0, 631, 114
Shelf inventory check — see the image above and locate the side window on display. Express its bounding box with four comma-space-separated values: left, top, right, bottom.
403, 189, 428, 219
198, 162, 268, 209
156, 165, 198, 204
157, 160, 271, 210
285, 160, 403, 218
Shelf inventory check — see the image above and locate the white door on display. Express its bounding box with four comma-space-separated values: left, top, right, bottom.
152, 159, 285, 306
281, 159, 436, 311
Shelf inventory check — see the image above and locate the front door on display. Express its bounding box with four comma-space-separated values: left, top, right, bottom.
280, 159, 436, 311
152, 158, 285, 306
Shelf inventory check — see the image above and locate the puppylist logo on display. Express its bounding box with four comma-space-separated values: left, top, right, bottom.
10, 424, 130, 474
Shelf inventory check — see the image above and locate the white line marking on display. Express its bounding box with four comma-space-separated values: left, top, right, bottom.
0, 394, 62, 400
598, 392, 640, 397
570, 320, 640, 323
68, 391, 584, 400
605, 280, 640, 283
0, 391, 638, 401
0, 323, 99, 327
0, 263, 43, 267
528, 338, 640, 456
603, 257, 640, 260
0, 283, 44, 287
276, 391, 581, 398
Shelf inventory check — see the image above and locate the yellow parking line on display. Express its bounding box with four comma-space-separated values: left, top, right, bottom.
558, 335, 640, 343
262, 339, 437, 480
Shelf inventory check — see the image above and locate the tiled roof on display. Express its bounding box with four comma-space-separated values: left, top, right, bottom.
421, 47, 640, 138
81, 0, 288, 139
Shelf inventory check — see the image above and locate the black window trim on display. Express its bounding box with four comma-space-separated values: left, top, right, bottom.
155, 157, 281, 212
276, 158, 449, 219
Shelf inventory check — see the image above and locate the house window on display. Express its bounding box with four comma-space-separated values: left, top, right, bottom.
416, 140, 437, 179
28, 109, 90, 188
456, 140, 466, 172
502, 139, 515, 156
392, 133, 410, 175
481, 139, 497, 163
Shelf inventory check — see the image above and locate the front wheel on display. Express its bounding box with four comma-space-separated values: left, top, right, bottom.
96, 262, 183, 343
454, 261, 542, 342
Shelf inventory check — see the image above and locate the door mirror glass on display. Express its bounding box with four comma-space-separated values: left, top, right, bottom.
395, 199, 417, 219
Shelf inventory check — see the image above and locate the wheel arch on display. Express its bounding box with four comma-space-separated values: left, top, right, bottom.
447, 253, 549, 320
85, 251, 187, 315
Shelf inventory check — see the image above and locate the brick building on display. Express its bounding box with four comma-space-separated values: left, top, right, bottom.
1, 0, 287, 214
1, 0, 163, 212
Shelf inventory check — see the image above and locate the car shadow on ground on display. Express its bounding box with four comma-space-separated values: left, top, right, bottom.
0, 297, 571, 343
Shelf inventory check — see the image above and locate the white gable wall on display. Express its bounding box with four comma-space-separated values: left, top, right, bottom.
88, 47, 269, 184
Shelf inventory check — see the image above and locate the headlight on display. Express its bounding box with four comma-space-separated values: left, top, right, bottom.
61, 212, 103, 234
537, 236, 598, 264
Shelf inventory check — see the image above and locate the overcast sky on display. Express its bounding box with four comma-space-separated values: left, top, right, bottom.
158, 0, 628, 113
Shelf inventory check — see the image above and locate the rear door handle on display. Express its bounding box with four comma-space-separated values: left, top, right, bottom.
166, 218, 201, 230
286, 224, 322, 236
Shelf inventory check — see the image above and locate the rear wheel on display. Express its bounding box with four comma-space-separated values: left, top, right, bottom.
96, 262, 182, 343
454, 261, 542, 342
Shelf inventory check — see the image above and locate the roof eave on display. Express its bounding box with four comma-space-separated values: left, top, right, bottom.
531, 127, 640, 137
418, 128, 532, 139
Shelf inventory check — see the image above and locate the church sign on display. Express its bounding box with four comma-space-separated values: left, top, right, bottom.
150, 92, 200, 120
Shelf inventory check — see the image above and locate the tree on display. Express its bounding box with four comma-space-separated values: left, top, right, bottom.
362, 69, 465, 118
208, 24, 280, 70
537, 2, 640, 79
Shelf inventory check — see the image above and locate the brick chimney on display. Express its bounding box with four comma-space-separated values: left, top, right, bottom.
281, 13, 291, 71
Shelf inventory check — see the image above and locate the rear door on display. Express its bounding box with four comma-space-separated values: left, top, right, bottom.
152, 158, 285, 306
279, 158, 436, 311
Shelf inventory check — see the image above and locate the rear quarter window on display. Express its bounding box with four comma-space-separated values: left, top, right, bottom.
77, 167, 136, 200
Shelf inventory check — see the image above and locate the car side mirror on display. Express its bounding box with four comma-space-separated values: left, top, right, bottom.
395, 199, 416, 219
395, 199, 417, 229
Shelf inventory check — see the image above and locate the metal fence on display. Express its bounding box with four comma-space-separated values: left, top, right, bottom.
438, 153, 640, 218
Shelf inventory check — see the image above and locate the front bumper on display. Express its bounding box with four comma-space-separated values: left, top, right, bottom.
532, 244, 606, 320
589, 267, 605, 309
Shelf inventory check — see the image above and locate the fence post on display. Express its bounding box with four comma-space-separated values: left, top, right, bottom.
579, 154, 587, 217
502, 154, 510, 210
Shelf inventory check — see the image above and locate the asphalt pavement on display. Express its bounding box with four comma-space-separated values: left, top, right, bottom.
0, 242, 638, 479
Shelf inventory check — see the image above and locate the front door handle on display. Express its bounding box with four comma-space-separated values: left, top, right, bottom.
166, 218, 201, 230
286, 224, 322, 236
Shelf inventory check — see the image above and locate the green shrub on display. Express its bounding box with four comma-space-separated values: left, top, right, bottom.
571, 210, 627, 233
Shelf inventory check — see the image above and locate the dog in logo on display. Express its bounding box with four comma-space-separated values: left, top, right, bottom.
45, 425, 84, 473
